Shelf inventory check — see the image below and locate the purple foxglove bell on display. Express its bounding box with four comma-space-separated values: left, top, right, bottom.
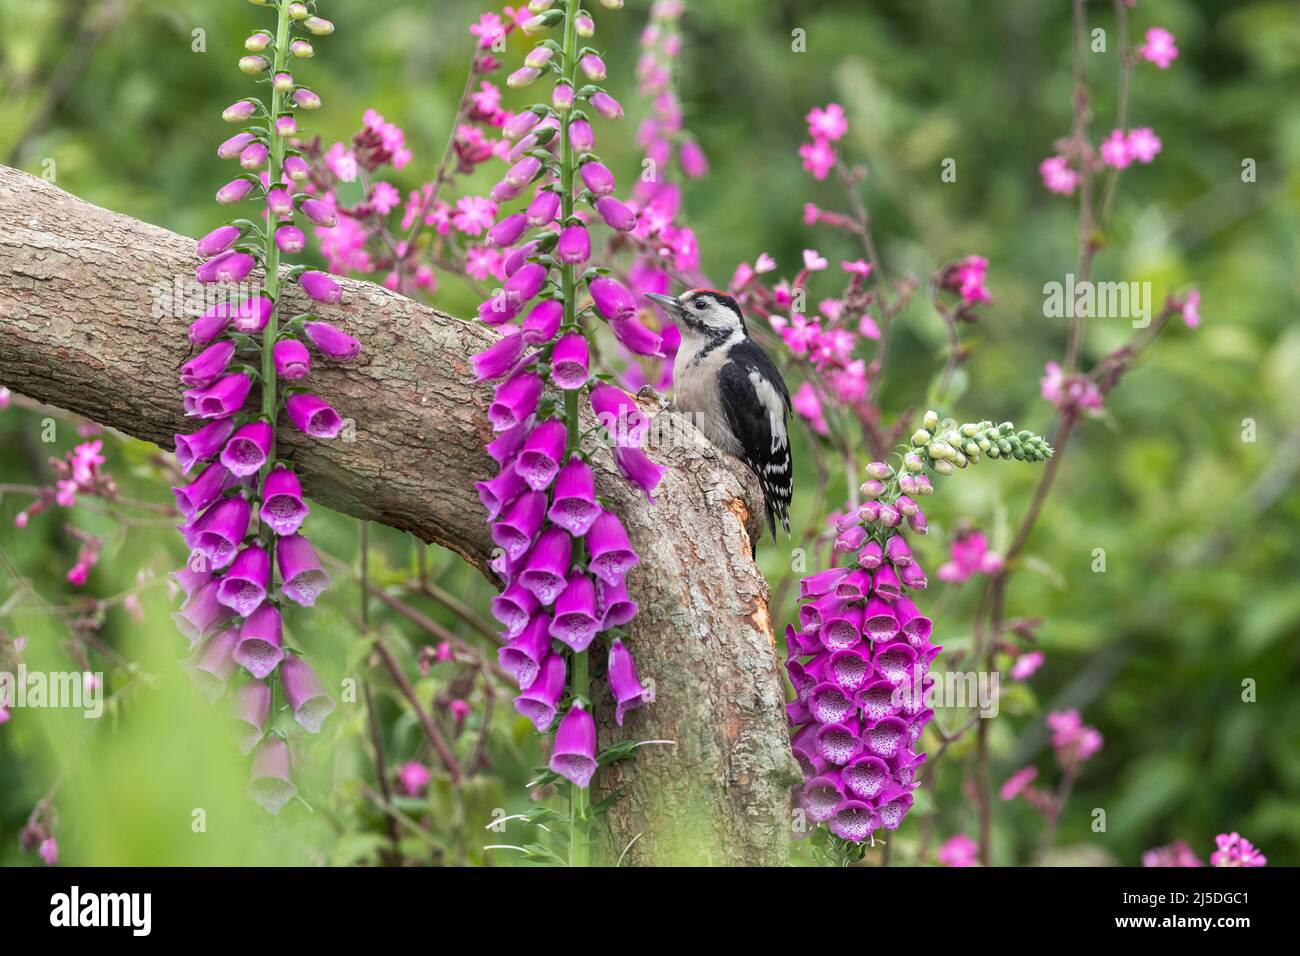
874, 642, 918, 687
518, 527, 571, 606
862, 596, 901, 642
234, 602, 284, 679
680, 140, 709, 178
834, 568, 873, 601
284, 155, 310, 181
885, 533, 913, 567
234, 680, 271, 755
189, 302, 233, 345
232, 295, 275, 334
216, 178, 256, 204
486, 416, 534, 464
810, 681, 855, 725
489, 180, 525, 207
273, 339, 311, 380
556, 225, 590, 265
898, 560, 928, 590
180, 340, 237, 389
594, 196, 636, 231
579, 161, 616, 197
550, 333, 589, 390
174, 418, 235, 475
526, 189, 561, 226
472, 332, 525, 383
184, 372, 251, 419
586, 510, 639, 587
491, 490, 548, 560
799, 567, 849, 598
827, 648, 871, 693
589, 91, 623, 120
505, 156, 542, 188
857, 539, 884, 569
547, 457, 599, 535
241, 141, 269, 171
280, 654, 335, 733
893, 595, 932, 645
802, 773, 846, 824
505, 261, 548, 305
478, 292, 521, 326
185, 627, 240, 701
499, 612, 552, 688
820, 602, 863, 651
608, 639, 652, 726
816, 715, 862, 765
475, 466, 528, 522
873, 563, 902, 601
863, 716, 909, 760
488, 372, 543, 431
490, 581, 539, 638
197, 251, 256, 284
596, 576, 637, 629
588, 276, 636, 322
302, 321, 361, 360
568, 119, 595, 151
549, 572, 600, 651
216, 543, 270, 618
197, 224, 242, 258
488, 213, 528, 248
277, 533, 331, 607
843, 754, 890, 801
275, 224, 305, 253
549, 704, 597, 789
260, 466, 309, 535
299, 270, 342, 304
614, 445, 665, 501
171, 562, 212, 598
248, 736, 296, 815
513, 653, 566, 731
829, 800, 879, 842
220, 421, 274, 477
171, 579, 232, 646
522, 299, 563, 343
191, 495, 251, 570
516, 420, 569, 490
173, 461, 234, 520
286, 394, 343, 438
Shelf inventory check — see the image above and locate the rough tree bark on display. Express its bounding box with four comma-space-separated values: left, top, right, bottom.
0, 165, 801, 865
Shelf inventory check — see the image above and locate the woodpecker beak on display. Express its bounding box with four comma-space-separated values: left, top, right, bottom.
644, 292, 683, 316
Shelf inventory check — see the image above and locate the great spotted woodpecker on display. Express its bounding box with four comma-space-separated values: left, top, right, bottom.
645, 289, 793, 549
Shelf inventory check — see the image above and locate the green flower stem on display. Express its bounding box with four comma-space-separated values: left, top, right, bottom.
558, 0, 590, 869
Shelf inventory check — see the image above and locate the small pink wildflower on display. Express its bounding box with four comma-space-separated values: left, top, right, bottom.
1099, 129, 1132, 169
1000, 765, 1039, 801
1180, 289, 1201, 328
1138, 27, 1178, 69
937, 530, 1004, 583
1039, 155, 1081, 195
1211, 832, 1266, 868
792, 382, 829, 436
805, 103, 848, 142
397, 761, 430, 797
1047, 709, 1103, 770
937, 833, 978, 867
799, 138, 836, 180
1126, 126, 1162, 164
1010, 650, 1044, 681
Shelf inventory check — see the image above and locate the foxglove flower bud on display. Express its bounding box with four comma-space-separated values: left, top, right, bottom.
575, 11, 595, 36
526, 189, 561, 226
240, 141, 269, 170
197, 224, 242, 258
239, 55, 269, 74
273, 72, 295, 93
303, 321, 361, 360
579, 160, 616, 196
579, 53, 606, 81
569, 118, 595, 150
260, 466, 309, 536
303, 16, 334, 35
285, 394, 343, 439
290, 38, 314, 58
504, 109, 542, 141
293, 88, 321, 110
299, 270, 342, 303
299, 197, 336, 227
283, 155, 310, 181
232, 294, 274, 333
245, 31, 272, 52
488, 213, 528, 248
223, 99, 257, 123
549, 705, 597, 788
522, 299, 563, 343
267, 187, 293, 218
588, 276, 635, 322
219, 131, 257, 160
589, 91, 623, 120
552, 82, 574, 111
280, 654, 335, 732
505, 155, 543, 188
173, 460, 234, 520
275, 115, 297, 136
273, 339, 311, 379
275, 224, 305, 253
197, 250, 256, 284
505, 261, 548, 304
216, 177, 256, 204
556, 224, 590, 264
472, 332, 525, 383
594, 196, 635, 231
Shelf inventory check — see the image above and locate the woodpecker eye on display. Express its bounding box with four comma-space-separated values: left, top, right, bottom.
693, 300, 704, 310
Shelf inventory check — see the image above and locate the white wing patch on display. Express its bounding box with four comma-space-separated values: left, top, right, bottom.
749, 369, 789, 454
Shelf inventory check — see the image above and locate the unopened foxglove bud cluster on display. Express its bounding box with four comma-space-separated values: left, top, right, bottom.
172, 0, 355, 814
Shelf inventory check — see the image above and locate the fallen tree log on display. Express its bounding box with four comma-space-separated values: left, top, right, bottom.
0, 164, 800, 865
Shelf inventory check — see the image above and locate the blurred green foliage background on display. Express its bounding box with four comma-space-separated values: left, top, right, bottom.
1, 0, 1297, 866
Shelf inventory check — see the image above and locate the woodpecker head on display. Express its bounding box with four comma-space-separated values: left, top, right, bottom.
646, 289, 748, 339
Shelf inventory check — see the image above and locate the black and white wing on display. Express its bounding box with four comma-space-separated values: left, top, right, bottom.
717, 339, 793, 540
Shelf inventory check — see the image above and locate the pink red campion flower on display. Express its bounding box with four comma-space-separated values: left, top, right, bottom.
1210, 832, 1266, 867
1138, 27, 1178, 69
